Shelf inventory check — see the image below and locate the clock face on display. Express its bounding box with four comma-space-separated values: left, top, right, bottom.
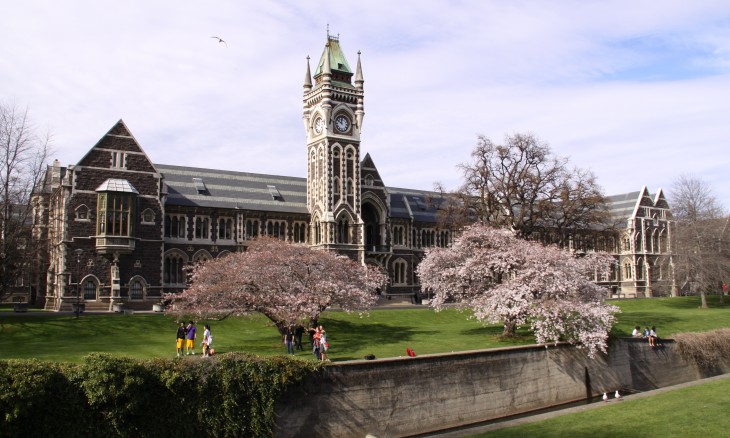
314, 117, 324, 134
335, 115, 350, 133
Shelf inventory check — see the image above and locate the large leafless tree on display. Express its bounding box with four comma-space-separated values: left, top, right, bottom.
670, 175, 729, 307
0, 102, 51, 303
437, 133, 610, 244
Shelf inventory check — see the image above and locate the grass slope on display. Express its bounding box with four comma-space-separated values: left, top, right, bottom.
478, 376, 730, 437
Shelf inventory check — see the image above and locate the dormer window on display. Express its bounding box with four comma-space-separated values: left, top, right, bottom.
193, 177, 208, 195
268, 185, 284, 201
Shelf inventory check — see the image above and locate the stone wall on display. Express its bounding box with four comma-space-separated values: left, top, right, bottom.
274, 339, 729, 437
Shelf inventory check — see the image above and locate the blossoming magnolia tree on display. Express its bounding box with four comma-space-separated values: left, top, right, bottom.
417, 224, 619, 357
166, 238, 388, 334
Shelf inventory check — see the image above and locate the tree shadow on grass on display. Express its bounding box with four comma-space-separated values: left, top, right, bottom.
461, 325, 536, 347
319, 318, 437, 360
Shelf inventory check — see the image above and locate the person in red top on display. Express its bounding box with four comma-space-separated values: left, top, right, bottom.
723, 283, 728, 295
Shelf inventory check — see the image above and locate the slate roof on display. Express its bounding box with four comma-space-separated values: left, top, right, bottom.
157, 164, 446, 223
388, 187, 445, 223
157, 164, 309, 214
158, 163, 655, 228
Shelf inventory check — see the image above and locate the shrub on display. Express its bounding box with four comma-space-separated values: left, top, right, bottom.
0, 360, 101, 438
674, 328, 730, 369
0, 353, 318, 438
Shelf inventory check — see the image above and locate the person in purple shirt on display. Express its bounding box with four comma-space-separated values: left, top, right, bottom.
186, 321, 197, 355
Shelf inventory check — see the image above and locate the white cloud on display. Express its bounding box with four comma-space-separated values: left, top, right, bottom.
2, 0, 729, 209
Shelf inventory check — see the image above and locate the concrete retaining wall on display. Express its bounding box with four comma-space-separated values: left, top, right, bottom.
274, 339, 729, 437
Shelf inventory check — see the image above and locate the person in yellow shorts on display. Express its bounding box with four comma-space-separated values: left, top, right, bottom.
185, 321, 197, 355
176, 322, 187, 357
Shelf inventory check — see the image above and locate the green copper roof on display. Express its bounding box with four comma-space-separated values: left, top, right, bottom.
314, 37, 352, 76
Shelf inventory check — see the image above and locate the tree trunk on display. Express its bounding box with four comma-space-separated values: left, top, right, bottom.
502, 320, 517, 337
700, 290, 708, 309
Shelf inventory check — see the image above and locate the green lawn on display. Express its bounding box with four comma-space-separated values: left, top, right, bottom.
477, 376, 730, 437
0, 295, 727, 363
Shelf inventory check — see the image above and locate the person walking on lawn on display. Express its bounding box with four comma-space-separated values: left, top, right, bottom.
186, 321, 197, 355
176, 322, 187, 357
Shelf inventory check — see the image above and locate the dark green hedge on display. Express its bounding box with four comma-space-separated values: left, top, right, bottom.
0, 353, 318, 438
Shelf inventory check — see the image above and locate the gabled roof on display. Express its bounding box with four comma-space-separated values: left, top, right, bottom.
76, 119, 158, 174
605, 187, 672, 227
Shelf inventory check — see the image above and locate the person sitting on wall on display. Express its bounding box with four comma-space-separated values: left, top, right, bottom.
648, 326, 659, 347
631, 325, 642, 337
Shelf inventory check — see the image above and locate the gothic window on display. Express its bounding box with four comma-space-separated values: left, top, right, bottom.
164, 252, 187, 285
97, 192, 135, 236
83, 278, 98, 300
245, 219, 260, 240
218, 218, 233, 240
623, 261, 633, 280
658, 231, 667, 253
392, 226, 403, 246
393, 260, 408, 285
266, 220, 287, 240
636, 259, 645, 280
129, 279, 144, 300
193, 251, 212, 263
333, 177, 340, 195
337, 217, 349, 244
194, 216, 210, 240
364, 175, 374, 187
141, 208, 155, 224
75, 204, 90, 221
347, 178, 354, 195
164, 215, 186, 238
293, 222, 308, 243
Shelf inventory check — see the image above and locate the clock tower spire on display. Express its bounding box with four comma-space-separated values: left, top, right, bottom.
303, 33, 365, 261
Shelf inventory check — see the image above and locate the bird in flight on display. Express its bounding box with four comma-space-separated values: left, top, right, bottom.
211, 36, 227, 47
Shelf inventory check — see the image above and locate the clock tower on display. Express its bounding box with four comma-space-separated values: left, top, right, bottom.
303, 33, 365, 261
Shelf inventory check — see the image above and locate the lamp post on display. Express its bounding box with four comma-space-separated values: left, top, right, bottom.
74, 248, 83, 318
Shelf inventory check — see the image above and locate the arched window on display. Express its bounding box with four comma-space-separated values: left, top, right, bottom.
393, 260, 408, 285
245, 219, 260, 239
164, 253, 187, 285
636, 259, 645, 280
83, 278, 98, 300
141, 208, 155, 224
75, 204, 90, 221
129, 279, 144, 300
293, 222, 307, 243
218, 218, 233, 240
337, 217, 349, 244
195, 216, 210, 239
623, 261, 633, 280
165, 215, 186, 238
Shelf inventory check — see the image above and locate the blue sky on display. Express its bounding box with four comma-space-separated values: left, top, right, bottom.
2, 0, 729, 209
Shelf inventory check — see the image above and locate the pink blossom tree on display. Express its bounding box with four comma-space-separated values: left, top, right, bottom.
417, 224, 619, 357
166, 238, 388, 334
